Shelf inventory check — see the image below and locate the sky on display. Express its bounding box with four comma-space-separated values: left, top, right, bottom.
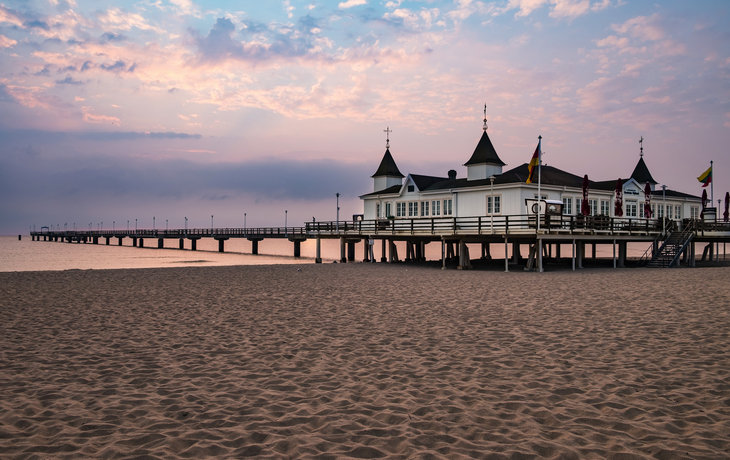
1, 0, 729, 234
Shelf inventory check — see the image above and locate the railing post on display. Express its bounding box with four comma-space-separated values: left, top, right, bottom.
431, 218, 434, 234
478, 216, 481, 235
453, 217, 456, 233
411, 219, 414, 235
505, 215, 509, 234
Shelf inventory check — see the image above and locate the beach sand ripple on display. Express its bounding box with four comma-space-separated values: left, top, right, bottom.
1, 265, 729, 459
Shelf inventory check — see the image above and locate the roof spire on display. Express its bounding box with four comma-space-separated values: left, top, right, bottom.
483, 104, 488, 131
639, 136, 644, 157
384, 126, 392, 149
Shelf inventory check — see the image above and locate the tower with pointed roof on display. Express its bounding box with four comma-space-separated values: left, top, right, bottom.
464, 105, 505, 181
631, 136, 657, 190
372, 127, 404, 192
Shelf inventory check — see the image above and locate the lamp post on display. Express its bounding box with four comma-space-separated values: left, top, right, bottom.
336, 193, 340, 232
153, 216, 155, 231
661, 185, 667, 236
185, 217, 188, 236
244, 213, 246, 236
166, 219, 168, 231
285, 210, 288, 237
211, 215, 214, 234
135, 219, 137, 234
489, 175, 495, 234
113, 221, 115, 232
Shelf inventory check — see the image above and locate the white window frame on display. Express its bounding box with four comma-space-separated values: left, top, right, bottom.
563, 197, 572, 215
408, 202, 418, 217
666, 205, 673, 220
396, 202, 406, 218
626, 200, 637, 218
600, 200, 609, 216
421, 201, 430, 217
675, 205, 682, 220
432, 200, 440, 216
385, 202, 392, 218
487, 195, 501, 214
376, 203, 380, 218
443, 199, 453, 216
691, 206, 699, 219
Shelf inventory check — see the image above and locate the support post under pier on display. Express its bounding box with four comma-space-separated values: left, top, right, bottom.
216, 238, 228, 253
179, 238, 184, 250
315, 237, 322, 263
158, 238, 164, 249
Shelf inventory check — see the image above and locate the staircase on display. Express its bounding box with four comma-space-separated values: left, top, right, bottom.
646, 220, 695, 268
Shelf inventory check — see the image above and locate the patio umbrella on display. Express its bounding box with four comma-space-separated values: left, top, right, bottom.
701, 189, 707, 220
724, 191, 729, 222
644, 182, 652, 218
614, 178, 623, 217
581, 175, 590, 216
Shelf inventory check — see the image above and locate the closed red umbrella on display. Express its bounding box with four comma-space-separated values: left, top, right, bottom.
724, 191, 729, 222
581, 174, 590, 216
614, 178, 623, 217
644, 182, 652, 218
701, 189, 708, 220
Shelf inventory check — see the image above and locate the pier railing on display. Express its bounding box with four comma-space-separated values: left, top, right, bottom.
305, 215, 671, 237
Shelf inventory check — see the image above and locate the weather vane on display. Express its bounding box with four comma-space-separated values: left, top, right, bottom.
639, 136, 644, 157
384, 126, 392, 149
483, 104, 488, 131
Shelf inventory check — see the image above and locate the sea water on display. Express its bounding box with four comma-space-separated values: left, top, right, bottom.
0, 234, 665, 272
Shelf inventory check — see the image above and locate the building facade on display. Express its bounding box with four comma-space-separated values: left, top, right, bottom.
360, 128, 701, 222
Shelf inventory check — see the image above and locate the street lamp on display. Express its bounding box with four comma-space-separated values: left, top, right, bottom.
285, 210, 288, 237
113, 221, 115, 232
661, 185, 667, 236
135, 219, 137, 234
336, 193, 340, 232
211, 215, 214, 233
489, 175, 495, 235
166, 219, 168, 231
244, 213, 246, 236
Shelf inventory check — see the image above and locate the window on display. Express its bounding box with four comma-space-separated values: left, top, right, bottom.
626, 200, 637, 218
576, 199, 581, 215
675, 206, 682, 220
691, 206, 699, 219
657, 204, 664, 218
487, 195, 501, 214
385, 202, 392, 218
563, 198, 572, 215
407, 185, 414, 193
651, 203, 655, 217
408, 202, 418, 217
588, 199, 598, 216
421, 201, 429, 217
396, 202, 406, 217
432, 200, 440, 216
443, 199, 453, 216
666, 205, 672, 220
600, 200, 609, 216
376, 203, 380, 218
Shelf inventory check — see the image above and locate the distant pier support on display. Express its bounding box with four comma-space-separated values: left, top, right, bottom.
132, 237, 137, 247
158, 238, 164, 249
288, 237, 306, 258
340, 238, 346, 263
315, 237, 322, 263
215, 237, 228, 253
381, 239, 387, 262
117, 236, 124, 246
93, 236, 98, 244
105, 237, 110, 245
363, 239, 370, 262
347, 239, 359, 262
18, 235, 21, 241
188, 237, 200, 251
248, 237, 262, 255
139, 238, 144, 248
179, 238, 185, 250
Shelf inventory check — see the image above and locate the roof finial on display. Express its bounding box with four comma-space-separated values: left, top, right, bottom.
483, 103, 488, 131
384, 126, 392, 149
639, 136, 644, 157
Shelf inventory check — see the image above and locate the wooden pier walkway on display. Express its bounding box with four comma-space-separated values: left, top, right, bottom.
30, 215, 730, 271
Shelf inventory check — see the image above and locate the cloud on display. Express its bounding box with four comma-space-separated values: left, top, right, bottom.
81, 106, 121, 125
96, 7, 165, 34
339, 0, 367, 9
0, 34, 18, 48
56, 75, 84, 85
100, 32, 127, 42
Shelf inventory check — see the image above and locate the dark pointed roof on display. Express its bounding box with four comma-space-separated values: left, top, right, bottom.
371, 149, 404, 178
464, 131, 505, 166
630, 157, 657, 184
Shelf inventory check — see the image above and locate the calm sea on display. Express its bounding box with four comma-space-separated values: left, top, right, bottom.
0, 234, 670, 272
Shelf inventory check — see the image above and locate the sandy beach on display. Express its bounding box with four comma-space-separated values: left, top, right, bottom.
1, 264, 729, 459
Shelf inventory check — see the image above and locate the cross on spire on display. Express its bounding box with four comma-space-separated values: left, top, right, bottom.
384, 126, 392, 149
639, 136, 644, 157
483, 104, 488, 131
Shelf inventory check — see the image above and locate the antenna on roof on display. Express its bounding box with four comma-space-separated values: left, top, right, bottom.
639, 136, 644, 157
384, 126, 392, 149
483, 104, 488, 131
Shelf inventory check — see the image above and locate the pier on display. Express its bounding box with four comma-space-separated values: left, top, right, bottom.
30, 215, 730, 271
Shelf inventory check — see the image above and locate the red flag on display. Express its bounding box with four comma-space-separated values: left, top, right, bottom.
614, 178, 623, 217
526, 141, 540, 184
581, 175, 590, 216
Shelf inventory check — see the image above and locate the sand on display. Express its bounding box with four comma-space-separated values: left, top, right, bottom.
1, 264, 729, 459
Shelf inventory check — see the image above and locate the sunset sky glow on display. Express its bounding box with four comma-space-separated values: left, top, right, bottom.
1, 0, 729, 233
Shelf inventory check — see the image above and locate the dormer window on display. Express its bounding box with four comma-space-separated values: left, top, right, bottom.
408, 185, 414, 192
